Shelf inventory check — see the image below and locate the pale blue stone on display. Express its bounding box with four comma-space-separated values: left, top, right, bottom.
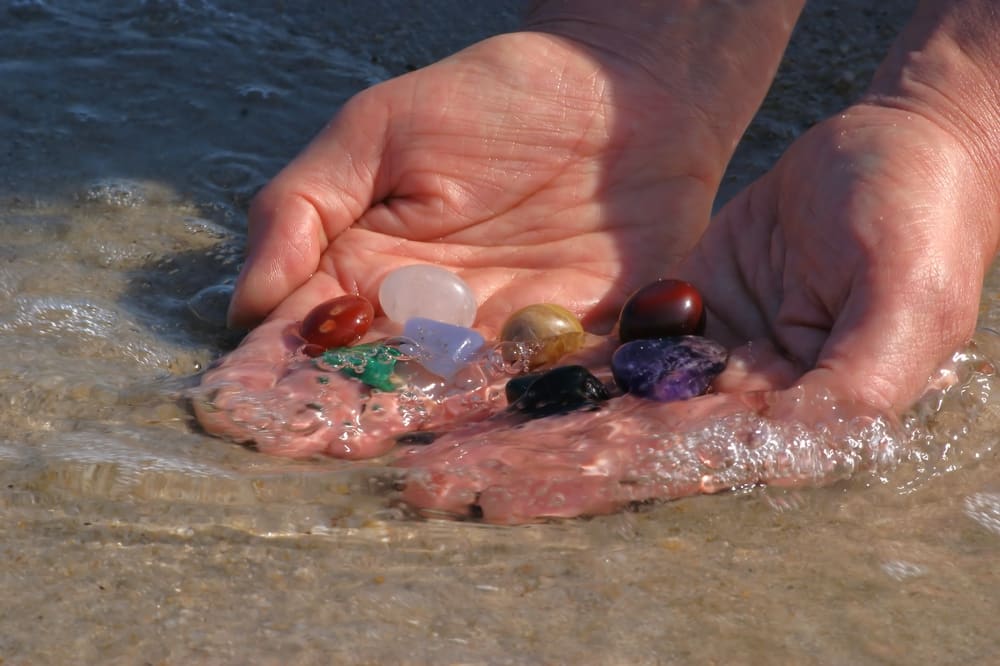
401, 317, 485, 379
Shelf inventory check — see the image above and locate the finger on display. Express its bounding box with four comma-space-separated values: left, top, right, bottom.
399, 467, 483, 520
398, 394, 753, 523
228, 91, 392, 328
227, 194, 327, 328
712, 339, 801, 393
797, 258, 979, 412
681, 178, 784, 346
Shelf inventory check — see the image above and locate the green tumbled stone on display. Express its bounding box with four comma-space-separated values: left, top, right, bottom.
318, 343, 403, 392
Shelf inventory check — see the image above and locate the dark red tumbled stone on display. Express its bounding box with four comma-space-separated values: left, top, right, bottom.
300, 295, 374, 352
617, 279, 705, 342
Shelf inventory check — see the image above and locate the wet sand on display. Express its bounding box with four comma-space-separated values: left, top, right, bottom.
3, 1, 1000, 663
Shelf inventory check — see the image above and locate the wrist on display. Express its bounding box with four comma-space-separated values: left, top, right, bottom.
863, 0, 1000, 251
522, 0, 805, 167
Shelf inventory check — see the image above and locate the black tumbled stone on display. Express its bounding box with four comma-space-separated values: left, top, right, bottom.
505, 365, 610, 418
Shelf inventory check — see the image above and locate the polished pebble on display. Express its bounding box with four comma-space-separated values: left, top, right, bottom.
499, 304, 585, 369
318, 343, 402, 392
378, 265, 477, 328
504, 372, 546, 405
611, 337, 726, 402
618, 279, 705, 343
401, 317, 485, 379
505, 365, 609, 418
300, 294, 374, 351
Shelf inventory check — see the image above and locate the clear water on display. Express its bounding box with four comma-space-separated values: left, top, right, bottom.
3, 1, 1000, 663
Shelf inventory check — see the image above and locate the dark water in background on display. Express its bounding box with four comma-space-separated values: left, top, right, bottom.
3, 1, 1000, 663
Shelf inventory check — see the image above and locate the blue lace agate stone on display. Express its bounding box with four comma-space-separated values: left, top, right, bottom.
401, 317, 485, 379
611, 336, 727, 402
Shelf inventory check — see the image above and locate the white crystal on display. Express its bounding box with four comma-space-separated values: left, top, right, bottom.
378, 265, 477, 327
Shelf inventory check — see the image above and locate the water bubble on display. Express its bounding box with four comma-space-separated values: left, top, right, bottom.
77, 178, 147, 208
189, 151, 267, 200
964, 492, 1000, 535
881, 560, 926, 581
236, 83, 286, 102
183, 217, 233, 240
487, 341, 534, 374
895, 337, 1000, 493
186, 284, 233, 328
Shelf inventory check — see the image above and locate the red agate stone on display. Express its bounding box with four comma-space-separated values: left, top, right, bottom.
300, 295, 374, 353
618, 279, 705, 342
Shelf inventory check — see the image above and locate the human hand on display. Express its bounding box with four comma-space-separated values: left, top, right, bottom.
195, 29, 729, 457
395, 101, 998, 522
199, 1, 1000, 522
684, 104, 997, 413
199, 12, 799, 459
226, 31, 724, 333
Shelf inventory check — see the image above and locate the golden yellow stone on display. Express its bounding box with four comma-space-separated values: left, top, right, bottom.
499, 304, 585, 369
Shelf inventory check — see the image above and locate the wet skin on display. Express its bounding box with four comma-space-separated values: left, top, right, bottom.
194, 313, 898, 523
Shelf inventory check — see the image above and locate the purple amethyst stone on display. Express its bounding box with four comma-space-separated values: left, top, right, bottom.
611, 336, 727, 402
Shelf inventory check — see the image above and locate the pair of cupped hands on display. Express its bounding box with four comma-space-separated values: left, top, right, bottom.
217, 31, 990, 521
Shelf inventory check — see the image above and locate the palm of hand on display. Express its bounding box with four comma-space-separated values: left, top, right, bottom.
229, 33, 721, 332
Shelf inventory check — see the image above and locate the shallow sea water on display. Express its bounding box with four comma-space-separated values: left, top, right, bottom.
3, 1, 1000, 663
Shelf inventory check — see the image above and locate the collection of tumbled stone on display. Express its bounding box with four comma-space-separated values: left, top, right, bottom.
610, 279, 727, 403
298, 265, 728, 421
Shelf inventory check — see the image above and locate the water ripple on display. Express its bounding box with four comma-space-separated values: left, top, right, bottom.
964, 492, 1000, 535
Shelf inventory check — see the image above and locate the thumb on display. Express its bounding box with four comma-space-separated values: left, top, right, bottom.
227, 91, 391, 328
